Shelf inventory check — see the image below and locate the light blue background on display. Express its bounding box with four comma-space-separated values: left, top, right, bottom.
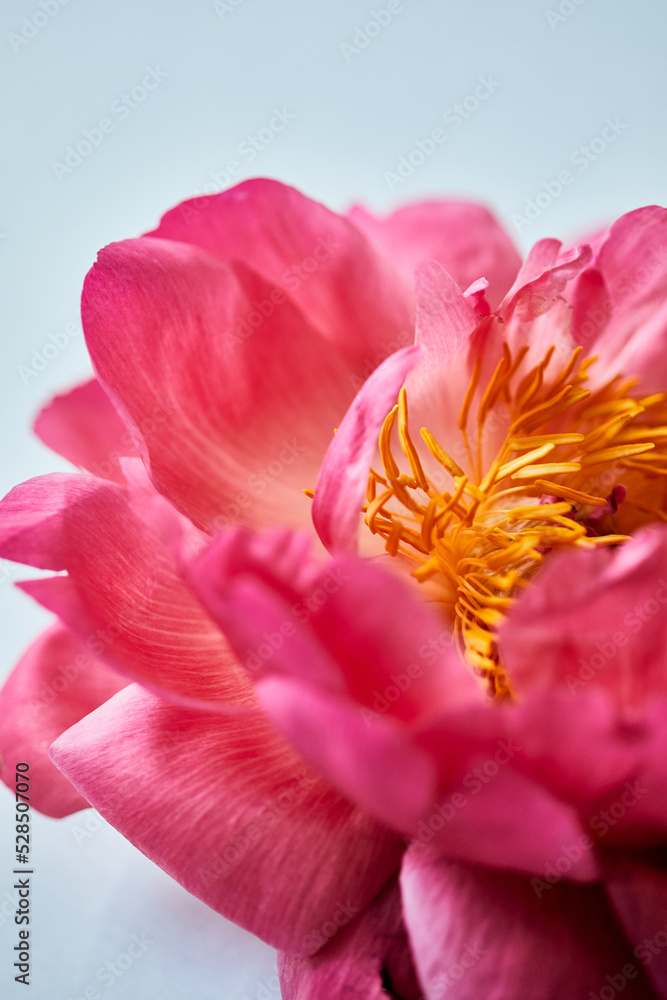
1, 0, 666, 996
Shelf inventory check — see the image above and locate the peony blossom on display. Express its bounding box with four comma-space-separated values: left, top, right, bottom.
1, 178, 667, 998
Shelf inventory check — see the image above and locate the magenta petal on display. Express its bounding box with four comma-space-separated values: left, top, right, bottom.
191, 527, 477, 716
278, 879, 422, 1000
0, 624, 127, 817
498, 526, 667, 708
312, 345, 421, 552
401, 849, 657, 1000
0, 474, 103, 570
190, 528, 480, 829
33, 378, 137, 483
147, 177, 415, 375
83, 236, 357, 533
254, 675, 436, 832
51, 684, 404, 955
415, 763, 599, 881
348, 199, 521, 310
605, 855, 667, 998
0, 473, 252, 712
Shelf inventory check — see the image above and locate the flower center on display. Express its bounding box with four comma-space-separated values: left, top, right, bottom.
363, 344, 667, 697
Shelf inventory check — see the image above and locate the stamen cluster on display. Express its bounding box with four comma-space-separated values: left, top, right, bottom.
364, 345, 667, 696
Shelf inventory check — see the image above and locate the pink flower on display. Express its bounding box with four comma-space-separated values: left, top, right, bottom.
2, 179, 667, 998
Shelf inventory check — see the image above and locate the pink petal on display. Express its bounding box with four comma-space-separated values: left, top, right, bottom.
588, 206, 667, 389
348, 199, 521, 310
400, 849, 656, 1000
571, 267, 612, 348
147, 177, 415, 375
190, 527, 479, 830
494, 690, 648, 807
278, 879, 422, 999
253, 676, 437, 832
0, 474, 252, 712
192, 526, 477, 716
0, 474, 103, 570
414, 262, 481, 366
411, 762, 599, 881
498, 527, 667, 708
605, 855, 667, 998
51, 684, 404, 955
0, 624, 127, 817
501, 242, 593, 322
463, 277, 492, 317
312, 345, 421, 552
82, 237, 357, 533
33, 378, 137, 483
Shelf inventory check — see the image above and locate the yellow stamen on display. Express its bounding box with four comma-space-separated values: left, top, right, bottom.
357, 343, 667, 698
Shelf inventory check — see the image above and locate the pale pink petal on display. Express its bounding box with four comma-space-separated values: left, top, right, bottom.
33, 378, 137, 483
400, 850, 656, 1000
82, 237, 357, 533
585, 206, 667, 388
501, 238, 562, 300
51, 684, 404, 955
348, 200, 521, 310
605, 854, 667, 999
147, 177, 415, 374
415, 262, 481, 366
501, 242, 593, 322
278, 879, 422, 1000
312, 345, 421, 552
0, 624, 127, 817
0, 474, 252, 712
